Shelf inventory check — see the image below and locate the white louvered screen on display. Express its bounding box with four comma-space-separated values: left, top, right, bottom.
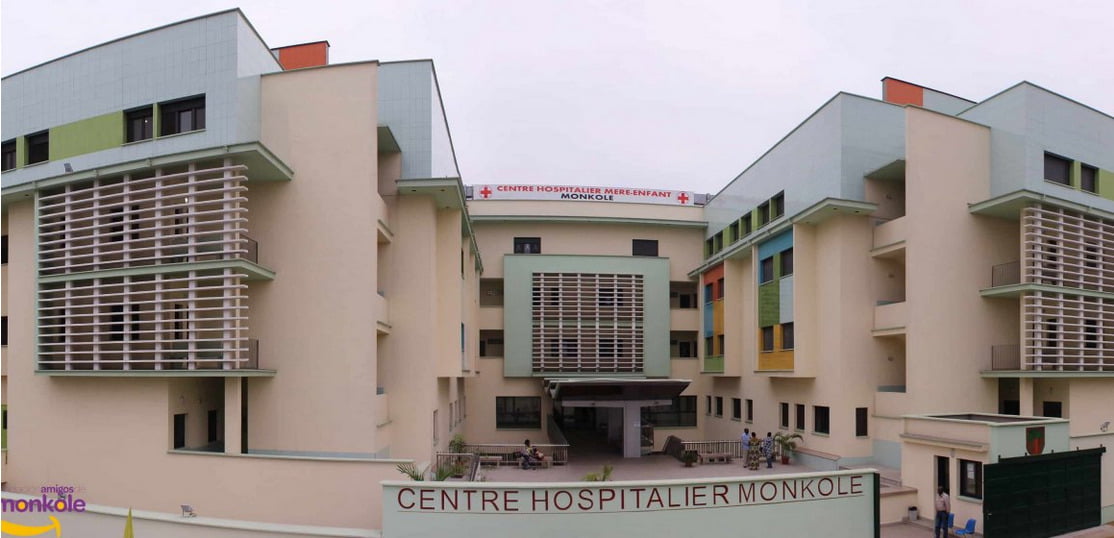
531, 272, 644, 373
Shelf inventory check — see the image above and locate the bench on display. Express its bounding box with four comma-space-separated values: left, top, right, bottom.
479, 455, 504, 467
699, 452, 732, 464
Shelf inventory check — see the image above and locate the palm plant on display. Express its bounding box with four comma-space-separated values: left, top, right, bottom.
773, 432, 803, 464
396, 462, 427, 481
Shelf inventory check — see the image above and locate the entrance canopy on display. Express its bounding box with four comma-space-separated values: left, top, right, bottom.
544, 378, 690, 402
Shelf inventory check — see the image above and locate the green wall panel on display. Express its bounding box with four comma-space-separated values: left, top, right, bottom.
758, 280, 780, 327
1099, 168, 1114, 202
16, 137, 26, 167
504, 255, 671, 378
49, 111, 125, 161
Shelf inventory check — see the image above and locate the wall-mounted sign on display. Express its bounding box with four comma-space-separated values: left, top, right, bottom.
471, 184, 698, 206
383, 470, 878, 537
1026, 426, 1045, 455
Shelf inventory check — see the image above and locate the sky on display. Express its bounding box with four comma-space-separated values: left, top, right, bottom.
2, 0, 1112, 194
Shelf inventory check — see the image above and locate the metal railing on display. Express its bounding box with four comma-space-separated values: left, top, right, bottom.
434, 452, 479, 480
461, 443, 569, 466
681, 439, 747, 459
991, 261, 1021, 287
990, 344, 1021, 370
546, 414, 570, 446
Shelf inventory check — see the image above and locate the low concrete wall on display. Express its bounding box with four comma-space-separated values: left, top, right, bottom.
1, 494, 378, 537
880, 489, 917, 524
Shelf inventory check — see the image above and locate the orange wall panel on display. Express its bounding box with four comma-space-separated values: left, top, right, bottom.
883, 78, 924, 107
276, 42, 329, 70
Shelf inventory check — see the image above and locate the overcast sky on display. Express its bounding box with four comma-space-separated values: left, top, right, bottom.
3, 0, 1112, 194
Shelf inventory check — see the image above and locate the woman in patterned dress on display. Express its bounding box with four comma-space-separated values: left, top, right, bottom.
747, 432, 761, 470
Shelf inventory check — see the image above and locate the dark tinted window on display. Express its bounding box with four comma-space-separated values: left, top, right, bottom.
1081, 164, 1098, 193
1044, 153, 1071, 185
642, 396, 697, 427
855, 407, 868, 437
126, 106, 154, 142
780, 248, 793, 276
632, 239, 658, 256
781, 322, 794, 349
731, 398, 742, 420
761, 326, 775, 351
1, 140, 15, 171
27, 131, 49, 164
760, 257, 775, 283
496, 396, 541, 429
795, 404, 805, 430
160, 96, 206, 136
513, 237, 540, 254
772, 192, 785, 218
780, 402, 788, 428
814, 406, 830, 434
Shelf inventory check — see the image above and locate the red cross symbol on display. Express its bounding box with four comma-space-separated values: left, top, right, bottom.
677, 192, 690, 204
479, 186, 493, 199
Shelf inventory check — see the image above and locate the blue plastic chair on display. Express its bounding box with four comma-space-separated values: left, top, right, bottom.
954, 518, 977, 536
947, 513, 955, 529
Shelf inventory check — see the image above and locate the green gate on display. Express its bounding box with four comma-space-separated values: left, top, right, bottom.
983, 447, 1105, 537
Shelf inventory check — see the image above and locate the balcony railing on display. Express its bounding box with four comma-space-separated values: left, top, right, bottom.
703, 355, 724, 373
990, 344, 1021, 370
461, 443, 569, 466
243, 236, 258, 264
991, 261, 1021, 287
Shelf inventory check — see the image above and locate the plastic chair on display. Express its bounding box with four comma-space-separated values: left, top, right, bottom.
954, 518, 976, 536
947, 513, 955, 529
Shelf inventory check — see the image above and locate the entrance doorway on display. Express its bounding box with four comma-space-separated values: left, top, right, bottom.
936, 455, 950, 494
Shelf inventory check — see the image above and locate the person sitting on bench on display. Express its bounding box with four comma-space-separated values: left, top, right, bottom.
519, 439, 539, 469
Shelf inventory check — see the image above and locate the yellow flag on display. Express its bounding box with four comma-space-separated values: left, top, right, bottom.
123, 508, 134, 538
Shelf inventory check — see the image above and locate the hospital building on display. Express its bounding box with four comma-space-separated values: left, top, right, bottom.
1, 8, 1111, 536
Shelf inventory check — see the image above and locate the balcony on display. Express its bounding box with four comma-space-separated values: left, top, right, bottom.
376, 291, 391, 334
871, 216, 907, 259
38, 338, 271, 377
988, 344, 1021, 371
670, 308, 699, 330
756, 352, 793, 372
703, 355, 724, 374
872, 300, 907, 336
981, 261, 1024, 298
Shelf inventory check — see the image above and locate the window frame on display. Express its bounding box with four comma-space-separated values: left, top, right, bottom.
1081, 164, 1098, 194
779, 402, 789, 429
1, 139, 15, 171
745, 399, 754, 423
159, 95, 206, 136
813, 405, 830, 435
706, 395, 712, 416
795, 403, 805, 431
495, 396, 542, 429
771, 192, 785, 219
760, 256, 775, 283
513, 237, 541, 254
125, 106, 154, 143
958, 459, 983, 500
780, 248, 793, 276
1043, 152, 1071, 186
26, 131, 49, 165
642, 396, 697, 428
731, 398, 742, 421
855, 407, 868, 437
632, 239, 659, 257
714, 396, 723, 417
781, 322, 794, 350
761, 326, 775, 352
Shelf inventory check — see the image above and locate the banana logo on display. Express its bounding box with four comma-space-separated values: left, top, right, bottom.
0, 516, 62, 537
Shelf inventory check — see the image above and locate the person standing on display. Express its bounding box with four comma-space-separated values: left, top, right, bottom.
761, 432, 775, 468
741, 428, 751, 464
747, 432, 761, 470
934, 486, 951, 538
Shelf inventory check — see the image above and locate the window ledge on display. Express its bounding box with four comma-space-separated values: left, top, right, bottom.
812, 432, 830, 437
731, 418, 741, 422
1043, 179, 1073, 189
157, 128, 207, 141
956, 495, 983, 505
122, 138, 155, 147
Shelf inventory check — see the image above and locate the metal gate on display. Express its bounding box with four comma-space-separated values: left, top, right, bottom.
983, 447, 1105, 537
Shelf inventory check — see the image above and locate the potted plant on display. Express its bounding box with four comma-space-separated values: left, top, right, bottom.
682, 450, 699, 467
773, 432, 803, 464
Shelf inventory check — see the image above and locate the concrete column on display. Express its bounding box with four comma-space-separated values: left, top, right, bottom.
607, 408, 622, 443
1019, 378, 1034, 416
224, 377, 242, 455
622, 402, 642, 458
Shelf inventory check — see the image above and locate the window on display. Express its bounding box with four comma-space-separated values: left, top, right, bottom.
761, 326, 774, 352
173, 413, 187, 449
780, 248, 793, 276
760, 257, 775, 283
1045, 318, 1058, 349
745, 399, 754, 422
855, 407, 868, 437
109, 206, 124, 242
1085, 246, 1099, 268
207, 409, 220, 443
1, 140, 15, 171
678, 341, 693, 358
715, 278, 724, 300
959, 459, 983, 499
706, 396, 712, 415
599, 339, 616, 358
781, 323, 794, 350
795, 404, 805, 430
174, 304, 185, 340
642, 396, 697, 427
1, 316, 6, 346
160, 96, 206, 136
1081, 164, 1098, 193
704, 336, 713, 356
1084, 319, 1098, 349
814, 406, 830, 434
771, 192, 785, 219
741, 213, 752, 236
126, 106, 154, 142
599, 288, 616, 307
705, 238, 714, 258
632, 239, 658, 256
780, 402, 789, 428
26, 131, 49, 164
731, 398, 742, 421
130, 305, 141, 337
1, 235, 6, 264
715, 396, 723, 417
514, 237, 541, 254
433, 410, 439, 445
714, 232, 723, 252
716, 335, 725, 355
757, 201, 770, 226
1042, 401, 1062, 418
496, 396, 541, 429
704, 283, 713, 303
1044, 152, 1071, 185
